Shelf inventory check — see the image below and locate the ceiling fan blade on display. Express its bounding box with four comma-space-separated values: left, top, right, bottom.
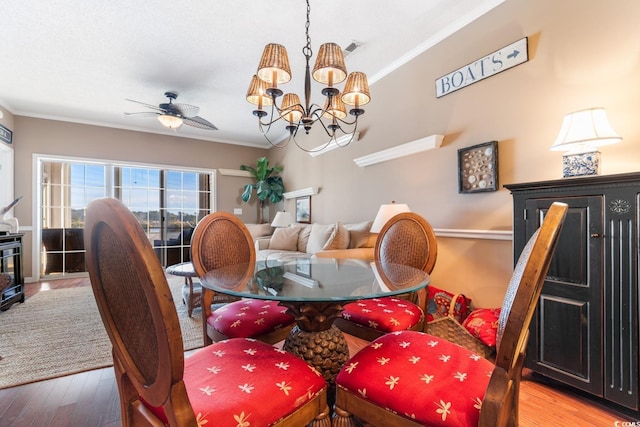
125, 98, 163, 112
171, 103, 200, 118
183, 115, 218, 131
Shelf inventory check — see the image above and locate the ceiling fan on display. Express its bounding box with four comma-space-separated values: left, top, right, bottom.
125, 91, 218, 131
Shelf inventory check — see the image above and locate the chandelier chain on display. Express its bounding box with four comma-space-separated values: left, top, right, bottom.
303, 0, 312, 60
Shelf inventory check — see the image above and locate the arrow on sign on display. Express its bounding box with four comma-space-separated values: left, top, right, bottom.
507, 49, 520, 59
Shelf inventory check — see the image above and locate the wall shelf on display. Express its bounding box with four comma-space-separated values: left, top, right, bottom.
283, 187, 319, 199
218, 169, 252, 177
353, 134, 444, 167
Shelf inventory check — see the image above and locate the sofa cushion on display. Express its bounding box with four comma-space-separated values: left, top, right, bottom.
268, 227, 301, 251
245, 223, 274, 239
323, 222, 350, 250
345, 221, 373, 249
297, 225, 312, 253
306, 223, 336, 253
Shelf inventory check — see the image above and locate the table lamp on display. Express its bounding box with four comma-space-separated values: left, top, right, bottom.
271, 211, 293, 228
550, 108, 622, 178
370, 201, 410, 233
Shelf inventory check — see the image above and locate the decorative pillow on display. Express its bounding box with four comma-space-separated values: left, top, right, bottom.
345, 221, 372, 249
297, 225, 312, 253
462, 308, 501, 347
245, 223, 274, 238
268, 227, 301, 251
306, 223, 336, 253
426, 286, 472, 323
323, 222, 350, 250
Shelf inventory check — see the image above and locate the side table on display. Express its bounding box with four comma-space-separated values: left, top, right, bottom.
166, 262, 201, 317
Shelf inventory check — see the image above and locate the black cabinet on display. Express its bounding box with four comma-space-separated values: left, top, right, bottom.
0, 233, 25, 311
506, 173, 640, 412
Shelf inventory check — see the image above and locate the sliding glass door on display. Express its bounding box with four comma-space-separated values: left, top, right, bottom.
39, 157, 213, 278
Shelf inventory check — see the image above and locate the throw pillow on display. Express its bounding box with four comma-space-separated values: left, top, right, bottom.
462, 308, 501, 347
323, 222, 350, 250
345, 221, 373, 249
426, 286, 472, 323
268, 227, 301, 251
306, 223, 336, 253
297, 225, 312, 252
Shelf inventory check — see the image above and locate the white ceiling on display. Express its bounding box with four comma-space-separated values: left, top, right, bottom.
1, 0, 504, 148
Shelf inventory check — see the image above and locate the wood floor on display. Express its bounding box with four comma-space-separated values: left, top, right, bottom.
1, 278, 637, 426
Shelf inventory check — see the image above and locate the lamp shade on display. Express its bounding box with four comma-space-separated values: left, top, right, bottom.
246, 74, 274, 108
271, 211, 293, 228
257, 43, 292, 86
341, 72, 371, 107
322, 92, 347, 120
551, 108, 622, 153
157, 114, 183, 129
370, 201, 411, 233
312, 42, 347, 86
280, 93, 303, 123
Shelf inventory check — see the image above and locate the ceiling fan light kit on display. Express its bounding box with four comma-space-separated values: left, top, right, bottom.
125, 91, 218, 131
245, 0, 371, 152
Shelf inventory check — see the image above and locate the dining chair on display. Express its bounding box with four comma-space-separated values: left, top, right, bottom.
190, 211, 295, 346
333, 212, 437, 341
84, 198, 330, 427
332, 202, 568, 427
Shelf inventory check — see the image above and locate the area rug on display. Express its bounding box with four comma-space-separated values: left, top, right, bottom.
0, 276, 203, 389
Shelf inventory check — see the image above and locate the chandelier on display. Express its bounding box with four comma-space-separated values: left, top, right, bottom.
245, 0, 371, 152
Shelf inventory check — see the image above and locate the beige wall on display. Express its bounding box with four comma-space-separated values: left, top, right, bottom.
269, 0, 640, 307
11, 116, 267, 279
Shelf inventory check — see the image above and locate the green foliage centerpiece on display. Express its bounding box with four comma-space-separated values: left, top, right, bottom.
240, 157, 285, 223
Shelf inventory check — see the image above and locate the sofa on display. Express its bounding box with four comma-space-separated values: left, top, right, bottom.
255, 221, 375, 262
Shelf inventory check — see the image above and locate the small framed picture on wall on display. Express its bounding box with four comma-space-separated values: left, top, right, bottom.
295, 196, 311, 223
458, 140, 498, 194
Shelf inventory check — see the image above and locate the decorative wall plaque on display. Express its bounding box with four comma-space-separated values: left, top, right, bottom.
458, 141, 498, 194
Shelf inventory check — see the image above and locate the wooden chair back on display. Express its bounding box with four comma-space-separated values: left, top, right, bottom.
375, 212, 438, 308
84, 198, 196, 426
480, 201, 568, 426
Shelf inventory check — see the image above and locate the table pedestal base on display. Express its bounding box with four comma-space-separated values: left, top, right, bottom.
283, 324, 349, 384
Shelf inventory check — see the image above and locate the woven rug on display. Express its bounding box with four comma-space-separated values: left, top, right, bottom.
0, 275, 203, 389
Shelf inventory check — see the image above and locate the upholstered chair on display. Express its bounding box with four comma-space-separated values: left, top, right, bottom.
84, 198, 330, 427
333, 212, 437, 341
332, 202, 568, 427
190, 212, 295, 345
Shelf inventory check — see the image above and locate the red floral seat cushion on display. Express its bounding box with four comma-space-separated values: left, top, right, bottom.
144, 338, 327, 426
462, 308, 501, 347
208, 299, 294, 338
336, 330, 494, 426
342, 297, 424, 332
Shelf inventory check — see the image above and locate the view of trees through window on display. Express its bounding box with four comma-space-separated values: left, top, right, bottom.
39, 158, 213, 277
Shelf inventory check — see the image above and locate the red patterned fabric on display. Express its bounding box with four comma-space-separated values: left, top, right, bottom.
342, 297, 424, 332
426, 286, 472, 323
144, 338, 326, 426
462, 308, 501, 347
208, 299, 294, 339
336, 330, 494, 426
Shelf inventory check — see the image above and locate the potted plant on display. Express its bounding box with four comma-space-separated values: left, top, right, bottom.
240, 157, 285, 223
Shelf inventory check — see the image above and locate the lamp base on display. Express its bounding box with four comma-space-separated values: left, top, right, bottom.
562, 151, 600, 178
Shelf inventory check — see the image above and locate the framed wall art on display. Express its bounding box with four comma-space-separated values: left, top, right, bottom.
295, 196, 311, 223
458, 140, 498, 194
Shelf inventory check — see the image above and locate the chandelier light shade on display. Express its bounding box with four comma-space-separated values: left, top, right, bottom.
246, 0, 371, 152
257, 43, 292, 87
246, 74, 274, 109
312, 42, 347, 85
157, 114, 183, 129
342, 71, 371, 108
550, 108, 622, 178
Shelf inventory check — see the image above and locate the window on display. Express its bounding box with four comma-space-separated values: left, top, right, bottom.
38, 157, 214, 278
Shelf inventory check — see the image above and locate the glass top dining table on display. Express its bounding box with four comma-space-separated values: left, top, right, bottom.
200, 257, 430, 385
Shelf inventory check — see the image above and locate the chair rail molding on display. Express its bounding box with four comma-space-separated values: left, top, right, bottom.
218, 169, 252, 177
283, 187, 319, 199
434, 228, 512, 241
353, 134, 444, 167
